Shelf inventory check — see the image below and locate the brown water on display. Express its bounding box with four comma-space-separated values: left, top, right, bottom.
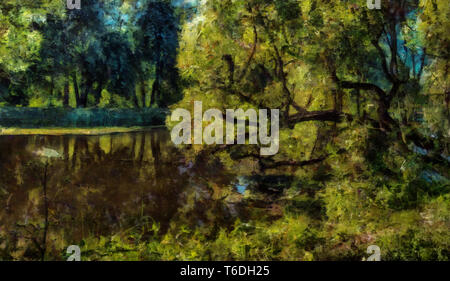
0, 129, 256, 259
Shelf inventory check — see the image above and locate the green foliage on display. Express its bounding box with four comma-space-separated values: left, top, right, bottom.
0, 0, 448, 262
0, 0, 183, 108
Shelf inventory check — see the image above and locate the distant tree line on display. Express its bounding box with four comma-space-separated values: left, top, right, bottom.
0, 0, 193, 108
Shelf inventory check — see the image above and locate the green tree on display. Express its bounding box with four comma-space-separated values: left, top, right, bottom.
173, 0, 448, 169
0, 0, 65, 105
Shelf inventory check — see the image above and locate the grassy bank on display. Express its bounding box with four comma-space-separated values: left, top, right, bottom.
65, 193, 450, 261
0, 107, 167, 128
0, 126, 165, 136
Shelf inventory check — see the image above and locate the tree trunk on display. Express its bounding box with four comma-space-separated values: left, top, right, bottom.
80, 79, 93, 108
50, 76, 54, 97
141, 79, 147, 107
94, 81, 103, 106
151, 78, 159, 106
151, 32, 162, 106
63, 80, 70, 107
73, 73, 80, 107
134, 94, 140, 108
377, 98, 396, 131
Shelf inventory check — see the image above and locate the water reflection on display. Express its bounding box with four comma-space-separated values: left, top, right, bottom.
0, 129, 250, 260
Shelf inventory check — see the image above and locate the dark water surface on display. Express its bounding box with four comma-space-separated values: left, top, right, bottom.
0, 129, 256, 259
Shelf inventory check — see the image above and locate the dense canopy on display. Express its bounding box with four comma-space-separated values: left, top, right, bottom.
0, 0, 448, 261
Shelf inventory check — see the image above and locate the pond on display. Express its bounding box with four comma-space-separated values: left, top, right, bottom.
0, 129, 274, 260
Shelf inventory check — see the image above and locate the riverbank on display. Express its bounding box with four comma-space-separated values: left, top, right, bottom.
0, 107, 167, 128
0, 126, 165, 136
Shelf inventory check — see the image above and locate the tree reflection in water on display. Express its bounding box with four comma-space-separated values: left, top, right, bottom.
0, 129, 250, 260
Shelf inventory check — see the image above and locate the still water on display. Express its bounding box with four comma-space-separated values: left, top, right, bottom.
0, 129, 268, 259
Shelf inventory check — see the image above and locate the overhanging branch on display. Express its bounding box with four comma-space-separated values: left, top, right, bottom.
288, 110, 345, 124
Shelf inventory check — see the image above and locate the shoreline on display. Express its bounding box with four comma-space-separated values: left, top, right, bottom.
0, 126, 166, 136
0, 107, 167, 128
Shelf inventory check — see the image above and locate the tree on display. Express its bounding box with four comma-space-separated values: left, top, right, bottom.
0, 0, 65, 105
136, 0, 180, 107
172, 0, 448, 170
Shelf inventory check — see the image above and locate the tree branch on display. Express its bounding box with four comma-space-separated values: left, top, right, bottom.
372, 37, 395, 83
288, 110, 345, 124
332, 71, 387, 101
262, 156, 328, 169
237, 25, 258, 83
